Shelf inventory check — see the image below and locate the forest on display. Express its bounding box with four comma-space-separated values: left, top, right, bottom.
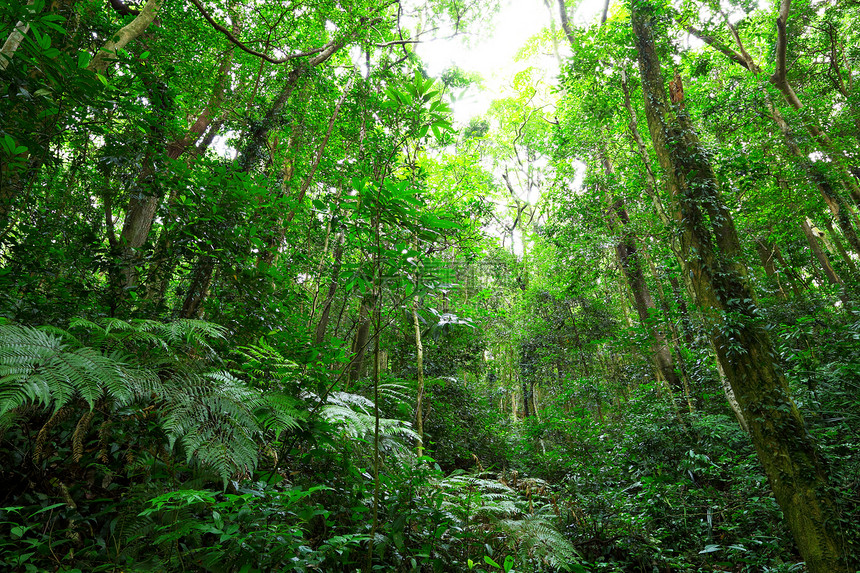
1, 0, 859, 570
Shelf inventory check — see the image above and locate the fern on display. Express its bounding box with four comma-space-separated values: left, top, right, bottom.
0, 320, 303, 484
498, 514, 581, 569
320, 390, 418, 452
0, 325, 146, 416
431, 471, 582, 569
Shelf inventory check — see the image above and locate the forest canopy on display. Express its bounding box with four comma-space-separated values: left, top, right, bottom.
0, 0, 858, 571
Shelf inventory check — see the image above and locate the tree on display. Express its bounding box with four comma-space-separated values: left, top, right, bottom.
630, 1, 847, 568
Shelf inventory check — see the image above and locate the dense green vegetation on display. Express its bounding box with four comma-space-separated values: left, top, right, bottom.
1, 0, 859, 571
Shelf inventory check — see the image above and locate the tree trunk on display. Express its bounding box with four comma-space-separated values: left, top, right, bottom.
766, 100, 860, 258
412, 296, 425, 456
314, 233, 345, 344
120, 39, 235, 294
801, 218, 843, 287
755, 238, 787, 298
823, 217, 859, 277
178, 254, 215, 318
631, 3, 847, 570
769, 0, 860, 205
0, 1, 34, 70
771, 241, 808, 297
602, 156, 685, 399
348, 296, 373, 385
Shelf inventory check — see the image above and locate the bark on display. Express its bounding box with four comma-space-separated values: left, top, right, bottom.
313, 233, 345, 344
769, 0, 860, 205
712, 348, 749, 433
641, 241, 696, 411
686, 10, 860, 216
122, 34, 236, 293
556, 0, 576, 52
258, 78, 352, 267
522, 379, 531, 418
765, 99, 860, 258
631, 3, 847, 570
823, 217, 859, 277
772, 242, 808, 297
177, 40, 347, 313
239, 40, 343, 173
178, 254, 215, 318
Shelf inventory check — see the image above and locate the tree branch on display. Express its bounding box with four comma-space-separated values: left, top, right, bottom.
771, 0, 792, 86
557, 0, 576, 48
0, 0, 34, 70
89, 0, 162, 73
682, 22, 754, 72
108, 0, 139, 16
187, 0, 328, 63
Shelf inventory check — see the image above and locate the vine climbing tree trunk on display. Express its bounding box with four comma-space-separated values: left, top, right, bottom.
631, 2, 848, 570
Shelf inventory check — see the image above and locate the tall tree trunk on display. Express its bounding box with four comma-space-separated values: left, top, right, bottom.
602, 156, 685, 399
348, 296, 373, 385
631, 3, 847, 570
412, 295, 425, 456
178, 253, 215, 318
822, 217, 859, 277
685, 6, 860, 209
771, 241, 807, 297
173, 41, 347, 313
755, 238, 787, 298
768, 0, 860, 205
0, 1, 35, 70
801, 218, 844, 287
314, 233, 345, 344
120, 32, 236, 294
766, 100, 860, 258
88, 0, 162, 74
641, 240, 696, 411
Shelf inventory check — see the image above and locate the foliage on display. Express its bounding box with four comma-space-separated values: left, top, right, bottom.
2, 0, 859, 570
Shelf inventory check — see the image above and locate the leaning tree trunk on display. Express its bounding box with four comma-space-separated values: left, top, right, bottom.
601, 155, 685, 401
630, 2, 847, 570
801, 218, 844, 288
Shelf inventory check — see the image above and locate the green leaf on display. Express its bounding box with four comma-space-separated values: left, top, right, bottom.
423, 216, 459, 229
484, 556, 501, 569
384, 86, 402, 105
10, 525, 30, 539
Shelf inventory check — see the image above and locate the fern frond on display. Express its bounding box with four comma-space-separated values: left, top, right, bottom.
377, 381, 413, 406
0, 325, 141, 413
161, 371, 264, 483
327, 391, 374, 414
498, 515, 581, 568
257, 393, 306, 438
